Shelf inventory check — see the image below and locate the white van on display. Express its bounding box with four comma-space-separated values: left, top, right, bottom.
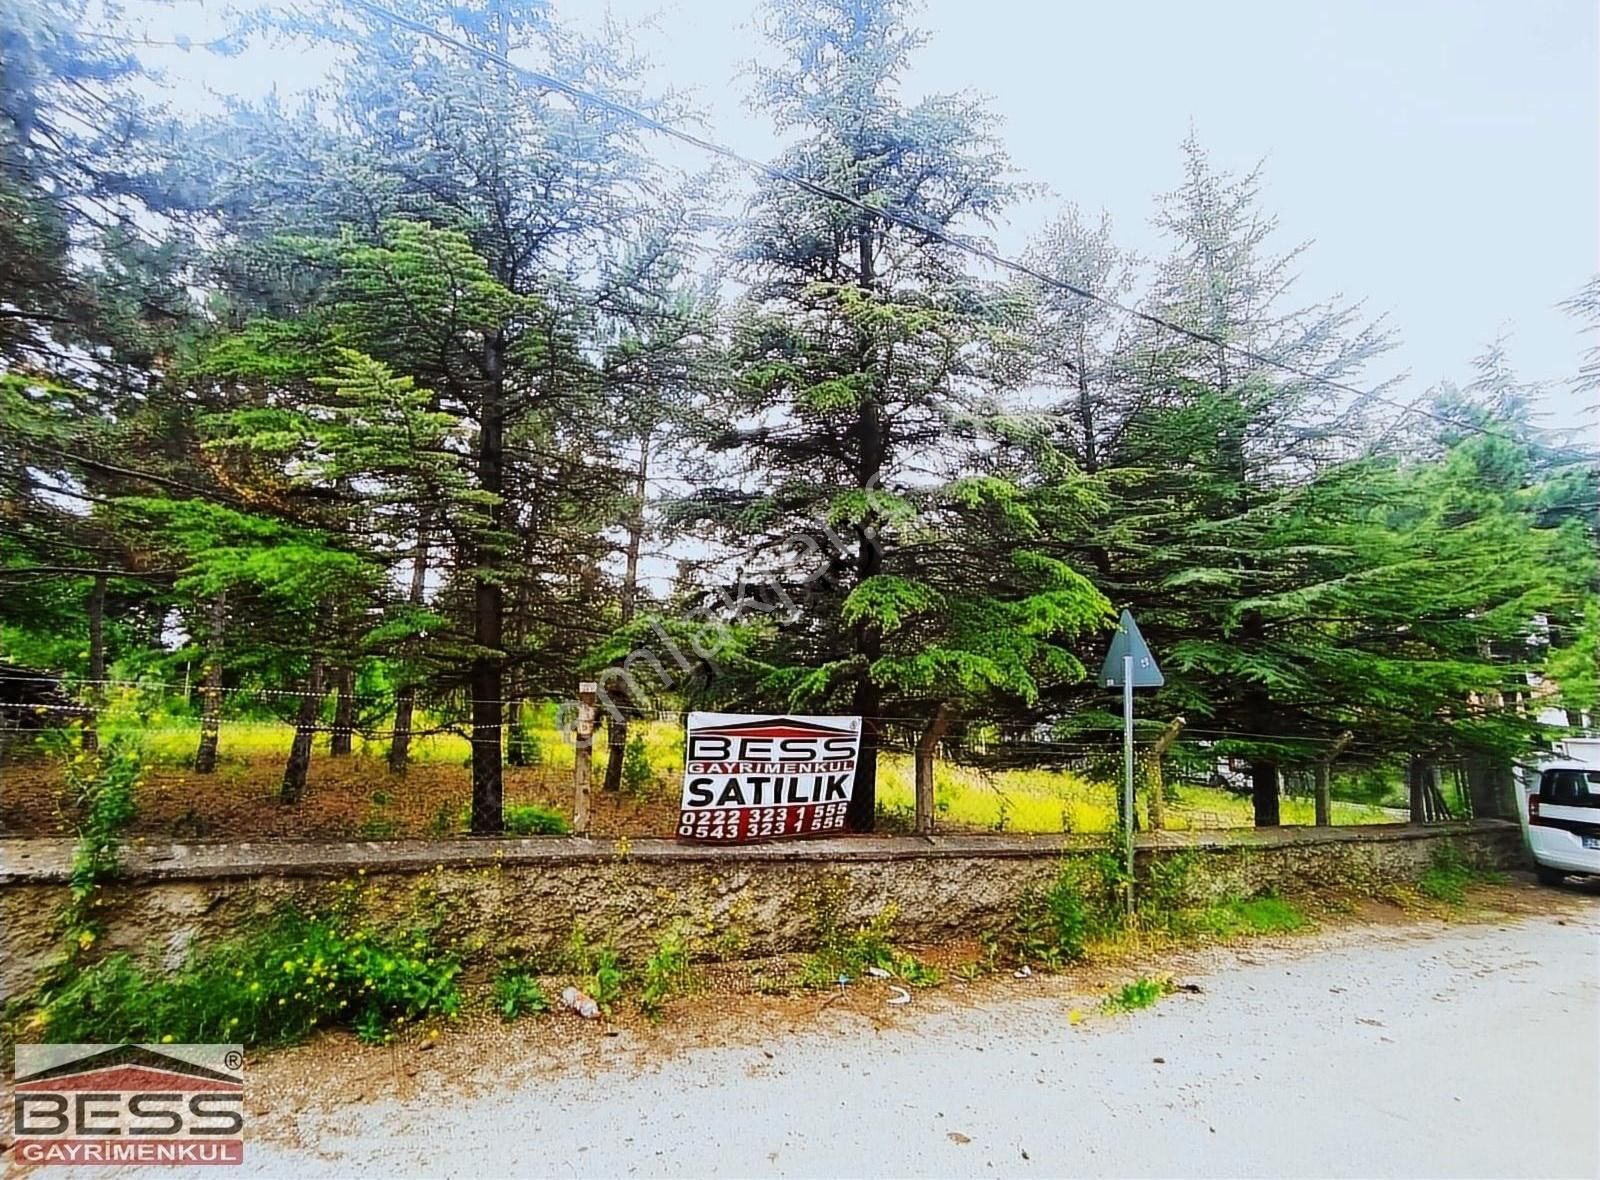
1521, 759, 1600, 884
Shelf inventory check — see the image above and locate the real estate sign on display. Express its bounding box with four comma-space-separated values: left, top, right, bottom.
678, 713, 862, 843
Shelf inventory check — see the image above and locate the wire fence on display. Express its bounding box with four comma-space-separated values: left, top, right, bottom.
0, 672, 1433, 844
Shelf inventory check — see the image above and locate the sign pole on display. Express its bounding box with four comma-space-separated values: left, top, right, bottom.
1101, 610, 1161, 919
1123, 653, 1135, 915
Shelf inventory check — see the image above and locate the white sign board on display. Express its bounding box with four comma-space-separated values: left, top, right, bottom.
679, 713, 862, 842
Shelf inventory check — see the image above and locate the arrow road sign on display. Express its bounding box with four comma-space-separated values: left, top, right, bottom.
1099, 609, 1163, 689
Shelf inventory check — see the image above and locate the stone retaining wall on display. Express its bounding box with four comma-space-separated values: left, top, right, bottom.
0, 821, 1526, 1001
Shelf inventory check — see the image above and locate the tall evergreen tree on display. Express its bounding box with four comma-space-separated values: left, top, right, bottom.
676, 0, 1112, 829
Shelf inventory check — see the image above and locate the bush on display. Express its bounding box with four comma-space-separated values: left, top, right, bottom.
507, 719, 542, 767
565, 928, 624, 1012
53, 736, 143, 958
1010, 851, 1123, 968
505, 803, 570, 836
492, 966, 549, 1021
29, 907, 460, 1047
639, 925, 693, 1017
454, 802, 570, 836
621, 734, 653, 797
799, 903, 940, 988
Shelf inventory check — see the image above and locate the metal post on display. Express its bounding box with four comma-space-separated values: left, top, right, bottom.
1123, 654, 1135, 914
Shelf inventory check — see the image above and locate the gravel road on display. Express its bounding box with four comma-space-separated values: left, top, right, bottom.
56, 897, 1600, 1179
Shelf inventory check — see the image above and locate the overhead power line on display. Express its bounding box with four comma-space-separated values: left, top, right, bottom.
342, 0, 1549, 448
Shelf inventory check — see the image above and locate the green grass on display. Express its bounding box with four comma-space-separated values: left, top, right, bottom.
24, 906, 460, 1047
1417, 845, 1501, 904
71, 695, 1392, 834
89, 692, 684, 784
1190, 894, 1308, 937
875, 753, 1393, 833
1100, 975, 1176, 1014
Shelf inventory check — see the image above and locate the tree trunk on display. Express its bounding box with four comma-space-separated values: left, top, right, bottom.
1313, 730, 1354, 827
388, 514, 431, 775
846, 218, 884, 834
1076, 337, 1099, 474
604, 434, 651, 794
1463, 751, 1517, 820
82, 574, 107, 753
1407, 753, 1429, 824
194, 592, 226, 774
1144, 715, 1186, 831
1426, 769, 1453, 823
280, 652, 325, 804
470, 331, 506, 835
330, 667, 354, 756
1251, 759, 1281, 827
915, 703, 954, 835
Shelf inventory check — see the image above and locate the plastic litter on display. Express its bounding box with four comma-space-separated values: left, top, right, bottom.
865, 966, 892, 979
836, 973, 851, 988
1013, 966, 1032, 979
560, 986, 601, 1019
887, 986, 912, 1006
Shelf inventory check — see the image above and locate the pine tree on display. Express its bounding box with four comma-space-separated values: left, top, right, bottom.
675, 0, 1112, 829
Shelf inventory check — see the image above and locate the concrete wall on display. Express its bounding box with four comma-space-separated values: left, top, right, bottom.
0, 821, 1525, 1001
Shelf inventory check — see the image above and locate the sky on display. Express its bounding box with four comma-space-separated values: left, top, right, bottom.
587, 0, 1598, 426
134, 0, 1598, 427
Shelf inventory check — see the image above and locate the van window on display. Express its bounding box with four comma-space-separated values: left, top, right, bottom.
1540, 768, 1600, 807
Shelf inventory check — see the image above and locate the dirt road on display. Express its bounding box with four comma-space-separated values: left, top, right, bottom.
64, 894, 1600, 1178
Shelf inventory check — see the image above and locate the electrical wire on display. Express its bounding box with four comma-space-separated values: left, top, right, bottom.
340, 0, 1555, 450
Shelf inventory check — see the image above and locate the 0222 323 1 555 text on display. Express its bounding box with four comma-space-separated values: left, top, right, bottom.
678, 713, 862, 843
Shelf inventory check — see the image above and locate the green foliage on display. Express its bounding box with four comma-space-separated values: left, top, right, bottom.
1417, 844, 1500, 904
2, 0, 1595, 845
841, 576, 943, 633
800, 902, 940, 988
29, 907, 460, 1047
565, 928, 625, 1013
57, 737, 142, 955
639, 925, 695, 1018
504, 804, 571, 837
1100, 975, 1176, 1014
621, 734, 654, 797
1010, 852, 1124, 967
453, 801, 569, 836
1190, 894, 1308, 937
492, 966, 550, 1022
507, 719, 543, 768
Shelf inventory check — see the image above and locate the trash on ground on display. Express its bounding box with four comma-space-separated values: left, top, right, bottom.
560, 986, 601, 1019
887, 986, 912, 1006
866, 966, 891, 979
1014, 966, 1032, 979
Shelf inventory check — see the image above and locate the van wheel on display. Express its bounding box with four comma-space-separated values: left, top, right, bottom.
1535, 864, 1567, 886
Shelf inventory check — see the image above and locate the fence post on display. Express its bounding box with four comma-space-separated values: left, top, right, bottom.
573, 682, 597, 835
915, 703, 953, 835
1144, 715, 1185, 831
1313, 730, 1354, 827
